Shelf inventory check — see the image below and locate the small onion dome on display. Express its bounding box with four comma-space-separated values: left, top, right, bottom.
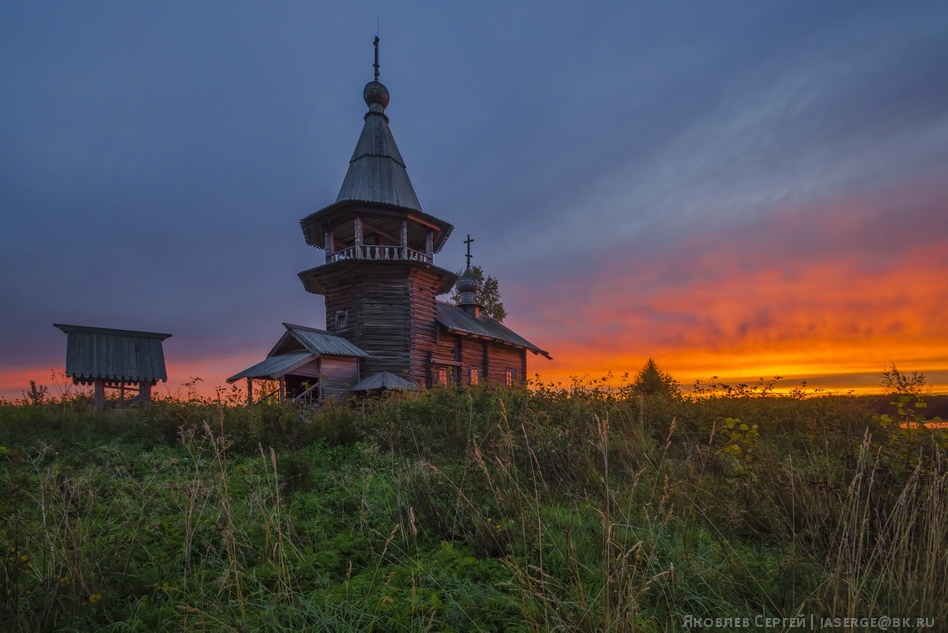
456, 267, 480, 295
363, 80, 390, 112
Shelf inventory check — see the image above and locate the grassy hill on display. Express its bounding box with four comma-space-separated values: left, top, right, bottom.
1, 383, 946, 632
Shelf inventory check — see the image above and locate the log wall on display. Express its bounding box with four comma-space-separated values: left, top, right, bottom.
321, 262, 447, 386
318, 261, 532, 390
428, 327, 528, 386
319, 356, 360, 402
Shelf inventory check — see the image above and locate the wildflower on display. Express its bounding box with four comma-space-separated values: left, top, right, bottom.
59, 577, 71, 586
89, 593, 102, 604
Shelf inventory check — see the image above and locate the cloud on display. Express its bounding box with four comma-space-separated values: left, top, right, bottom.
509, 179, 948, 390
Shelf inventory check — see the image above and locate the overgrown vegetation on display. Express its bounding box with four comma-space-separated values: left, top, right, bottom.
880, 363, 929, 397
1, 378, 946, 632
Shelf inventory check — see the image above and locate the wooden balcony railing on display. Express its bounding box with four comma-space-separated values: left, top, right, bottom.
328, 244, 432, 264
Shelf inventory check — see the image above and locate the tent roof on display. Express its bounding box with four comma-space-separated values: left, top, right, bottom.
349, 371, 420, 391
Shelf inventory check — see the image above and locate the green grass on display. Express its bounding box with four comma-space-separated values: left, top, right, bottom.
1, 383, 946, 631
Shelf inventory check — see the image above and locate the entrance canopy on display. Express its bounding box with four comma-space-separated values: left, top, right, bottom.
227, 323, 369, 404
227, 351, 314, 382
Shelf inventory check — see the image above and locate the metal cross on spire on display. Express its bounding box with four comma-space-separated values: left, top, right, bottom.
464, 234, 474, 268
373, 36, 380, 81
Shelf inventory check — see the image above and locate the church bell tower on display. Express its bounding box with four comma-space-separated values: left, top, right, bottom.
298, 39, 456, 384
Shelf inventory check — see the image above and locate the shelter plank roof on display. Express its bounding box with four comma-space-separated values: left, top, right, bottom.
53, 323, 171, 383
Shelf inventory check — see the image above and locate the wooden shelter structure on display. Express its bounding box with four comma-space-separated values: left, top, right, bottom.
53, 323, 171, 410
230, 39, 549, 402
227, 323, 369, 404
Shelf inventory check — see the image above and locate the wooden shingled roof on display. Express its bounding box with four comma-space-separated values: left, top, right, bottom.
336, 106, 423, 211
435, 303, 552, 359
269, 323, 370, 358
53, 323, 172, 384
226, 351, 316, 383
299, 75, 453, 255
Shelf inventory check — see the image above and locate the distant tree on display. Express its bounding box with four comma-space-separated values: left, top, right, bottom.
629, 358, 681, 398
451, 266, 507, 321
880, 363, 927, 396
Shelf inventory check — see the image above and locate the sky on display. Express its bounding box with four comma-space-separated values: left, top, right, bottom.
2, 1, 947, 399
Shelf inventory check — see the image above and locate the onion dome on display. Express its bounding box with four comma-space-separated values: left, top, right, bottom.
363, 80, 390, 112
456, 266, 481, 310
456, 267, 480, 294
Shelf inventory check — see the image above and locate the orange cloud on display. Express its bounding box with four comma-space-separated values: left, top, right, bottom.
512, 184, 948, 393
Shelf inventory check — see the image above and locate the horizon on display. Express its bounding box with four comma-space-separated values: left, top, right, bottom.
2, 2, 947, 400
3, 361, 944, 403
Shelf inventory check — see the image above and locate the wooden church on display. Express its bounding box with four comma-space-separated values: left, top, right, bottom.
228, 41, 549, 402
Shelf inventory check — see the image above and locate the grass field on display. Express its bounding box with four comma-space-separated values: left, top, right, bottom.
1, 380, 946, 632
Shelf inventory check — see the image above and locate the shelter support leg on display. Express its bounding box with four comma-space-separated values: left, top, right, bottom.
94, 379, 105, 411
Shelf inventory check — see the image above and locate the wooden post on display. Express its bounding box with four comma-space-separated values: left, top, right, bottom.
324, 229, 335, 263
425, 230, 433, 260
354, 217, 363, 258
140, 382, 152, 407
401, 219, 408, 259
246, 377, 253, 406
94, 378, 105, 411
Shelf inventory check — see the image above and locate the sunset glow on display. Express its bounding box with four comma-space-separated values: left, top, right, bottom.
4, 183, 947, 400
510, 185, 948, 395
2, 3, 946, 401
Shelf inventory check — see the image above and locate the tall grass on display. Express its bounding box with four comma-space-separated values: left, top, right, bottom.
1, 382, 945, 631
